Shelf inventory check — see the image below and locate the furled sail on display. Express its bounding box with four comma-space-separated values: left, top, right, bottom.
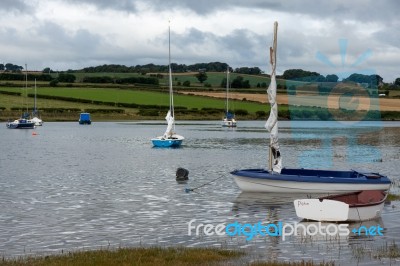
163, 110, 174, 139
265, 22, 282, 173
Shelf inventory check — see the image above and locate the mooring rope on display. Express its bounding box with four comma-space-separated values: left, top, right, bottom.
185, 174, 226, 193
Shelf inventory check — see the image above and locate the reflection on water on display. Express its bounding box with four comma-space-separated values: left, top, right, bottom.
0, 121, 399, 265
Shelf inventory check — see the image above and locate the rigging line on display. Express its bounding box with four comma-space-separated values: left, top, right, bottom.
185, 174, 226, 193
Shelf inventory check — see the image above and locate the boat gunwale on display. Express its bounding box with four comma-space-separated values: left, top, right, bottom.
231, 168, 391, 184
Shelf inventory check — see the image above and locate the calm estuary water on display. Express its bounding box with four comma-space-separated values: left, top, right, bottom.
0, 120, 399, 265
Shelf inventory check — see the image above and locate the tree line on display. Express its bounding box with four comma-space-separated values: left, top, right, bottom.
281, 69, 385, 86
1, 61, 399, 89
76, 62, 262, 75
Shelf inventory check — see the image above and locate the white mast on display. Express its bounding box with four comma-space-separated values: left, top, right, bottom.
265, 21, 282, 173
34, 79, 37, 113
168, 21, 174, 120
162, 21, 175, 139
226, 67, 229, 115
25, 64, 28, 114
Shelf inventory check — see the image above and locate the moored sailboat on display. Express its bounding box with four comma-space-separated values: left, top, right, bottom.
31, 79, 43, 126
222, 67, 237, 127
230, 22, 391, 193
151, 22, 184, 148
6, 65, 35, 129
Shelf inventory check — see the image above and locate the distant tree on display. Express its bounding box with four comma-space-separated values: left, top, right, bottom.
344, 73, 383, 86
5, 63, 23, 72
49, 79, 59, 87
195, 71, 208, 84
326, 74, 339, 82
42, 67, 52, 74
315, 75, 326, 82
282, 69, 321, 81
0, 64, 4, 71
394, 78, 400, 86
58, 73, 76, 83
231, 76, 251, 88
234, 67, 262, 75
183, 80, 190, 86
220, 77, 229, 88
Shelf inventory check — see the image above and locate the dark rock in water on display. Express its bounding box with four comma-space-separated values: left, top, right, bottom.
176, 168, 189, 181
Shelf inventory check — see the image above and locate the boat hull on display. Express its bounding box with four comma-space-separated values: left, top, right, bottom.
151, 134, 184, 148
222, 118, 237, 127
31, 117, 43, 126
79, 113, 91, 125
231, 168, 392, 193
294, 190, 387, 221
6, 120, 35, 129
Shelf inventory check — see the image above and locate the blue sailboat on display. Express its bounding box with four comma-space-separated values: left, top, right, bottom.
151, 23, 184, 148
230, 22, 391, 193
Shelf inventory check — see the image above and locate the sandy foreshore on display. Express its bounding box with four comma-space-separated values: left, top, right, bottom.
179, 91, 400, 112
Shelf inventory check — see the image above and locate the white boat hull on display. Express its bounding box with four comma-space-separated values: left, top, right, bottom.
222, 118, 237, 127
294, 198, 385, 222
233, 175, 391, 194
31, 117, 43, 126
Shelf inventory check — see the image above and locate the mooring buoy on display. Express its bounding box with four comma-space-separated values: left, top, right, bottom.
176, 167, 189, 181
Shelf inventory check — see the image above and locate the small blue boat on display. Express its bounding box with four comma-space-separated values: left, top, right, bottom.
151, 135, 184, 148
79, 113, 91, 125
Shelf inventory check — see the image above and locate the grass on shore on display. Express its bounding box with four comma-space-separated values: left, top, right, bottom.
0, 247, 336, 266
0, 247, 243, 266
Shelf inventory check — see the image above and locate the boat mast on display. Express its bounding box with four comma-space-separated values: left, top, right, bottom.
168, 21, 174, 120
25, 64, 28, 114
226, 66, 229, 115
34, 79, 37, 113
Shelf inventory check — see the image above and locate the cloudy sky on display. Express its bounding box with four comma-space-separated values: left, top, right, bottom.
0, 0, 399, 82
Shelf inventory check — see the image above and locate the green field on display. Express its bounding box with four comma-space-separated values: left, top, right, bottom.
0, 87, 269, 113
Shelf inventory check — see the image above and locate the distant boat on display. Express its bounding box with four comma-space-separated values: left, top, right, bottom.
222, 67, 237, 127
230, 21, 392, 193
6, 115, 35, 129
294, 190, 387, 222
6, 65, 35, 129
79, 113, 91, 125
151, 22, 184, 148
31, 79, 43, 126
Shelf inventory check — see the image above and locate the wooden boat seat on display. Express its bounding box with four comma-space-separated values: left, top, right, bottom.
322, 190, 386, 206
357, 190, 386, 204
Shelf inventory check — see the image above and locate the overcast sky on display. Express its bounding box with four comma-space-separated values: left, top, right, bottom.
0, 0, 399, 82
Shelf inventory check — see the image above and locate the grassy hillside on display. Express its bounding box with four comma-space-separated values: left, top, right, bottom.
0, 87, 268, 113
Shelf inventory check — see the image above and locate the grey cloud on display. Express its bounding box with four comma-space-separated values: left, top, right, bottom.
64, 0, 137, 12
0, 0, 31, 13
35, 22, 103, 55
